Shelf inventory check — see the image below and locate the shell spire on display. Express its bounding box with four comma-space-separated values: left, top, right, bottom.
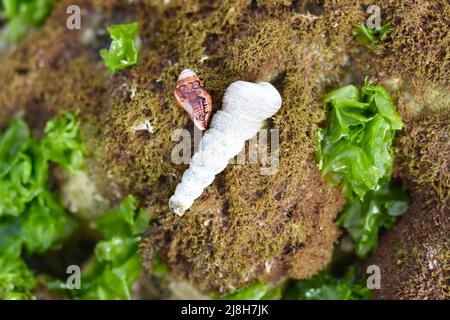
174, 69, 212, 130
169, 80, 282, 215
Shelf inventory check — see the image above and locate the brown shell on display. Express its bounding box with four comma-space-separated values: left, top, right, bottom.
174, 69, 212, 130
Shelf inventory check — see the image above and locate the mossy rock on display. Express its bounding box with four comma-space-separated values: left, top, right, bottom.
368, 0, 450, 87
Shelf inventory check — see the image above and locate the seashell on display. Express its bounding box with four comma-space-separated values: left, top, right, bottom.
169, 80, 282, 216
174, 69, 212, 130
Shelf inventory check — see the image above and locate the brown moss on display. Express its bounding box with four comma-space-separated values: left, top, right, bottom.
361, 199, 449, 300
228, 19, 293, 81
396, 111, 450, 214
367, 0, 450, 87
0, 0, 106, 129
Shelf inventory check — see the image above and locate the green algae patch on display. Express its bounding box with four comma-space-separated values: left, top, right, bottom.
337, 181, 409, 258
41, 112, 86, 173
288, 266, 371, 300
100, 22, 140, 74
0, 113, 84, 299
354, 23, 391, 54
317, 79, 403, 199
317, 80, 409, 258
0, 250, 36, 299
223, 283, 281, 300
0, 0, 52, 43
49, 195, 151, 300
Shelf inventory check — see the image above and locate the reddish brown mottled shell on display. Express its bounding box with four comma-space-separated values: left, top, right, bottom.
174, 69, 212, 130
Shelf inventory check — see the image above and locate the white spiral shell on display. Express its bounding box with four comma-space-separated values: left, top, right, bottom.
169, 81, 282, 215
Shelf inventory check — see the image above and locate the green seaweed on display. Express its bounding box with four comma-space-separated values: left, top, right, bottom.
317, 79, 403, 199
0, 119, 44, 217
0, 252, 36, 299
100, 22, 140, 74
51, 195, 151, 300
337, 181, 409, 258
318, 80, 408, 258
354, 23, 391, 54
0, 0, 52, 43
41, 112, 85, 173
223, 283, 282, 300
289, 266, 372, 300
0, 113, 83, 299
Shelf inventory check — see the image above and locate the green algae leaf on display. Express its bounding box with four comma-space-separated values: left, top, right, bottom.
77, 253, 142, 300
0, 113, 82, 299
319, 141, 382, 199
0, 117, 30, 176
19, 191, 77, 254
317, 79, 403, 199
100, 22, 139, 74
224, 283, 281, 300
41, 112, 85, 173
360, 115, 395, 178
0, 218, 22, 258
94, 236, 139, 265
0, 0, 52, 43
132, 208, 152, 236
354, 23, 391, 54
62, 195, 150, 300
362, 81, 403, 130
337, 181, 409, 259
0, 252, 36, 300
96, 195, 138, 238
0, 120, 47, 217
318, 80, 408, 258
323, 84, 360, 105
0, 112, 84, 217
0, 218, 25, 302
261, 286, 282, 300
96, 195, 150, 239
151, 251, 168, 277
2, 0, 51, 24
292, 266, 371, 300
